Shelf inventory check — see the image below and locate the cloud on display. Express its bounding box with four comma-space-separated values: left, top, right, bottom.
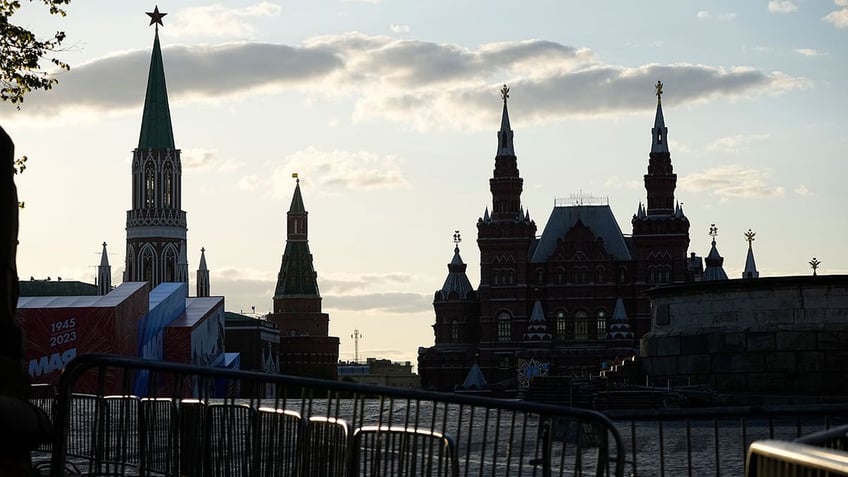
697, 10, 737, 20
795, 48, 827, 57
679, 164, 785, 199
768, 1, 798, 13
322, 272, 415, 295
11, 33, 808, 131
823, 0, 848, 27
324, 292, 431, 313
794, 184, 813, 196
237, 146, 411, 197
168, 2, 283, 38
390, 24, 410, 33
704, 133, 771, 152
181, 149, 242, 171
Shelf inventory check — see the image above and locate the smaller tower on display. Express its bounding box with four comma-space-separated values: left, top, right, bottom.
197, 247, 210, 297
266, 174, 339, 379
702, 224, 729, 281
97, 242, 111, 296
743, 229, 759, 279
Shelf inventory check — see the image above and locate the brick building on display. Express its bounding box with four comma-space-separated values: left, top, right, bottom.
265, 178, 340, 380
419, 83, 699, 391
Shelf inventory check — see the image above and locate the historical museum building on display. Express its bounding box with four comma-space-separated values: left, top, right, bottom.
419, 83, 699, 391
265, 178, 340, 380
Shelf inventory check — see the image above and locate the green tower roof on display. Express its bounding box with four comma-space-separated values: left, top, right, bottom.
137, 30, 175, 150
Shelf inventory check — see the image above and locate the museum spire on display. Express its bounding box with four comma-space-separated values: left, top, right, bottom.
497, 84, 515, 157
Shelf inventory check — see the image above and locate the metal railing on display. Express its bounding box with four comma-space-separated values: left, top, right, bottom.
605, 405, 848, 476
40, 354, 626, 476
744, 424, 848, 476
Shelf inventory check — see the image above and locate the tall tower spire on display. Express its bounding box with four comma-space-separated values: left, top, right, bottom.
197, 247, 210, 297
272, 175, 322, 312
631, 81, 691, 283
97, 242, 111, 296
645, 80, 675, 214
489, 84, 524, 220
124, 8, 188, 291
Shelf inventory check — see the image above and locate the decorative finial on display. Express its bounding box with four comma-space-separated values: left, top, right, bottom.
809, 257, 820, 276
500, 84, 510, 103
201, 247, 205, 253
102, 241, 107, 247
655, 80, 664, 103
292, 172, 299, 183
146, 6, 167, 31
744, 229, 756, 247
453, 230, 462, 246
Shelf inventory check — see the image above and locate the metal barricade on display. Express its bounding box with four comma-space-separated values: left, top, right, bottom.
48, 353, 627, 477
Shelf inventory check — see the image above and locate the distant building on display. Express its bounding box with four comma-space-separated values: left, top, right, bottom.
338, 358, 420, 388
17, 282, 230, 395
20, 277, 98, 297
419, 83, 699, 391
224, 311, 280, 374
265, 178, 340, 380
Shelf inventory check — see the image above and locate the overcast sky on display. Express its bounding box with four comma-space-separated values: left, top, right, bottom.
6, 0, 847, 366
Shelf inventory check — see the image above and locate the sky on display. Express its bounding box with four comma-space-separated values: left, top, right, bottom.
5, 0, 847, 368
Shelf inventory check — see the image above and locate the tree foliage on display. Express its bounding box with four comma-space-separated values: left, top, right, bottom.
1, 0, 71, 104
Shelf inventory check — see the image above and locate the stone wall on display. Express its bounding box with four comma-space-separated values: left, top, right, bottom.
640, 276, 848, 395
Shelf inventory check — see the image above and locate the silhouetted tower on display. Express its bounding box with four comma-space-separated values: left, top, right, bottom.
703, 224, 729, 281
433, 231, 480, 345
97, 242, 111, 296
477, 85, 537, 345
196, 247, 210, 297
124, 7, 188, 291
266, 175, 339, 379
632, 81, 690, 283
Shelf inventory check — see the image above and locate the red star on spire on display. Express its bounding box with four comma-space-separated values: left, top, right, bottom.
146, 6, 167, 29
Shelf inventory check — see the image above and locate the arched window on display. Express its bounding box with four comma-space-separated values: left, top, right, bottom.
555, 310, 567, 340
556, 267, 565, 285
575, 310, 588, 341
163, 162, 173, 207
163, 246, 177, 282
497, 312, 511, 342
536, 267, 545, 284
141, 247, 155, 283
596, 266, 606, 284
144, 161, 156, 208
451, 320, 459, 342
596, 310, 607, 340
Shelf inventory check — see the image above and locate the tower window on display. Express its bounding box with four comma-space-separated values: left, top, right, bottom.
596, 310, 607, 340
144, 162, 156, 208
163, 162, 173, 207
497, 312, 511, 342
451, 320, 459, 342
556, 311, 567, 340
575, 310, 588, 341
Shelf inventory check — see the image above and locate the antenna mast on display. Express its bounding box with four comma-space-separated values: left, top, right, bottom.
351, 329, 363, 364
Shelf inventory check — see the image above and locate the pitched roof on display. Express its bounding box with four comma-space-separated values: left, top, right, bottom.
437, 246, 476, 301
531, 204, 632, 262
137, 31, 175, 150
